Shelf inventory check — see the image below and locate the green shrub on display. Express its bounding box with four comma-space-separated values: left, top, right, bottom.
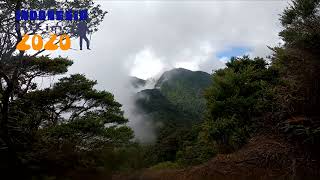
203, 56, 279, 152
150, 161, 181, 170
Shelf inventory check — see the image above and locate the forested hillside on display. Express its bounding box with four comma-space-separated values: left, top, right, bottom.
155, 68, 211, 119
133, 68, 211, 122
131, 68, 212, 166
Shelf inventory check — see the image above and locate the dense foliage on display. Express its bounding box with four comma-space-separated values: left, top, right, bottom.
156, 68, 211, 119
0, 57, 136, 178
0, 0, 136, 178
202, 56, 279, 152
271, 0, 320, 155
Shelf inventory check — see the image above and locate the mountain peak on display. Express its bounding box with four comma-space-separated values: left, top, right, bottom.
155, 68, 210, 88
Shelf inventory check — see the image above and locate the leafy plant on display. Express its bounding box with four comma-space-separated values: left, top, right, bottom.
203, 56, 279, 152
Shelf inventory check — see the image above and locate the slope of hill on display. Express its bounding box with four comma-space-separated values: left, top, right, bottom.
155, 68, 211, 119
113, 133, 312, 180
130, 76, 146, 89
132, 68, 211, 123
135, 89, 187, 121
131, 68, 212, 163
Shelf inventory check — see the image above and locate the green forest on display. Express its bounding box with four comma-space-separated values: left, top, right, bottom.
0, 0, 320, 179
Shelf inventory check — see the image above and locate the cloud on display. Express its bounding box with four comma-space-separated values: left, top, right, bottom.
129, 48, 165, 80
59, 1, 287, 77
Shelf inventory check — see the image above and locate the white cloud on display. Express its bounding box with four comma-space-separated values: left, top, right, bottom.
173, 42, 217, 71
130, 48, 165, 80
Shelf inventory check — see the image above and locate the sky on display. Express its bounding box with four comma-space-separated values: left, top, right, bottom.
47, 0, 289, 141
55, 0, 288, 79
51, 0, 289, 90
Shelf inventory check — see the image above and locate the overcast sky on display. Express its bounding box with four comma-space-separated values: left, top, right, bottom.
48, 0, 289, 141
54, 0, 288, 89
56, 0, 288, 79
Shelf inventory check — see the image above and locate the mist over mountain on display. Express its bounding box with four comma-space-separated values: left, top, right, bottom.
130, 68, 211, 134
130, 77, 146, 89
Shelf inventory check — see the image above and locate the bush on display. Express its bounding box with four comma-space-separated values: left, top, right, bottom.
203, 56, 279, 152
150, 161, 181, 170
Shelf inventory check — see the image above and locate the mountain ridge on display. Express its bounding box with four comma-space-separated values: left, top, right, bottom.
132, 68, 212, 124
